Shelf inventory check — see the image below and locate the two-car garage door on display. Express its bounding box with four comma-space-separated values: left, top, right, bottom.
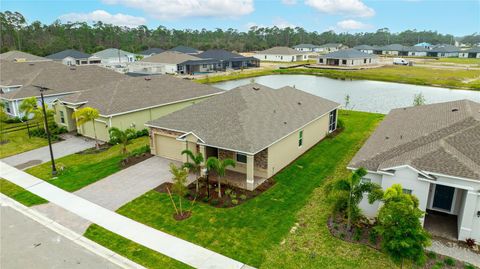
154, 134, 184, 161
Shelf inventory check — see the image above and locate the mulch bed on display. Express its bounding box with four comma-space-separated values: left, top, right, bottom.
121, 152, 153, 169
155, 177, 276, 208
173, 211, 192, 221
76, 143, 111, 155
0, 140, 9, 145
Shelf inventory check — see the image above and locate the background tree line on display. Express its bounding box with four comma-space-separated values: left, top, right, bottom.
1, 11, 479, 56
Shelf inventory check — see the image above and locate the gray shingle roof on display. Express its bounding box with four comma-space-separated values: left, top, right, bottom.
147, 83, 339, 154
46, 49, 91, 60
140, 51, 202, 64
293, 44, 320, 49
258, 46, 303, 55
464, 47, 480, 53
349, 100, 480, 180
319, 43, 342, 48
139, 48, 165, 55
58, 75, 223, 116
168, 46, 200, 54
323, 49, 377, 59
353, 45, 375, 50
430, 44, 460, 53
197, 49, 247, 61
0, 50, 51, 62
92, 48, 135, 58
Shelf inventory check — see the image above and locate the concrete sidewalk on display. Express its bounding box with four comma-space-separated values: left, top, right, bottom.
0, 161, 252, 269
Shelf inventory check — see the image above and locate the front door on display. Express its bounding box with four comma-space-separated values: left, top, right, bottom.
432, 185, 455, 211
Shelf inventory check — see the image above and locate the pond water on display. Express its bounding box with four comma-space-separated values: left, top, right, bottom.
212, 74, 480, 114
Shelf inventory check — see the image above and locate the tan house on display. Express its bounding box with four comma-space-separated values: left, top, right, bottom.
146, 84, 340, 190
52, 75, 223, 141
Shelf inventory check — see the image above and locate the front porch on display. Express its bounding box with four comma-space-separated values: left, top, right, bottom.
207, 169, 267, 190
424, 210, 458, 241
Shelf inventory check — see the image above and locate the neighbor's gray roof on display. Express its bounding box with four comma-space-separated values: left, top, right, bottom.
147, 83, 339, 154
430, 44, 460, 53
168, 45, 200, 54
197, 49, 249, 61
464, 47, 480, 53
319, 43, 342, 48
92, 48, 135, 58
293, 44, 320, 49
0, 50, 51, 62
258, 46, 303, 55
349, 100, 480, 180
0, 61, 124, 100
139, 48, 165, 55
323, 49, 377, 59
353, 45, 375, 50
140, 51, 203, 64
58, 75, 223, 116
46, 49, 91, 60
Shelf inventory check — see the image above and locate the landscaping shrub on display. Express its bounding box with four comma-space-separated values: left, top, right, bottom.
337, 119, 345, 130
464, 263, 475, 269
129, 145, 150, 157
432, 261, 444, 269
136, 128, 149, 137
109, 128, 149, 145
427, 251, 437, 260
210, 199, 219, 206
368, 229, 378, 244
3, 117, 22, 123
239, 194, 247, 200
353, 228, 362, 241
465, 238, 476, 248
443, 257, 455, 266
231, 199, 239, 205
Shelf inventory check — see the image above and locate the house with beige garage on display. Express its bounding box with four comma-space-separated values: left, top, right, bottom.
318, 49, 378, 67
52, 75, 223, 142
254, 47, 309, 62
146, 84, 339, 190
348, 100, 480, 243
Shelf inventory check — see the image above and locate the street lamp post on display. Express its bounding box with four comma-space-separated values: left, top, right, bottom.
37, 86, 57, 176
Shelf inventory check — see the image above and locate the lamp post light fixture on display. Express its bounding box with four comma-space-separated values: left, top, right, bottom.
35, 86, 57, 176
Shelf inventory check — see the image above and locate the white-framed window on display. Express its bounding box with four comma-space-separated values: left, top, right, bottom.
60, 111, 65, 123
298, 130, 303, 147
361, 178, 371, 184
236, 153, 247, 163
402, 188, 412, 195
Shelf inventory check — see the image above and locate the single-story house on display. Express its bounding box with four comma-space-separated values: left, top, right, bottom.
46, 49, 92, 66
254, 47, 309, 62
317, 43, 344, 53
52, 75, 223, 142
146, 83, 339, 190
168, 45, 201, 55
91, 48, 136, 65
415, 42, 432, 49
406, 46, 429, 57
376, 44, 410, 56
197, 49, 259, 70
459, 47, 480, 58
352, 45, 375, 54
318, 49, 378, 67
427, 44, 460, 58
0, 60, 124, 117
293, 44, 322, 52
348, 100, 480, 242
139, 48, 165, 58
0, 50, 51, 63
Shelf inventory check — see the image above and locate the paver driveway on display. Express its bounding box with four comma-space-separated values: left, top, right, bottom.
1, 134, 96, 169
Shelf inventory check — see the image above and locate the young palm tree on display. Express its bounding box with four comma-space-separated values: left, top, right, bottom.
181, 149, 204, 193
32, 104, 54, 131
72, 107, 100, 148
206, 156, 236, 198
108, 127, 136, 155
0, 102, 8, 143
19, 97, 37, 137
170, 163, 189, 216
332, 167, 382, 230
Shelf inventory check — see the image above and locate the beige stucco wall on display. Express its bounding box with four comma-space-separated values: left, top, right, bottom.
267, 112, 331, 178
52, 103, 77, 131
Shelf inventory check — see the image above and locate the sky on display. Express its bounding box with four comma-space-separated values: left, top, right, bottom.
1, 0, 479, 36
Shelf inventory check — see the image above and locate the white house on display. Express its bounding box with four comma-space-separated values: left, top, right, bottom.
352, 45, 375, 54
254, 47, 308, 62
348, 100, 480, 243
318, 49, 378, 67
293, 44, 321, 52
317, 43, 344, 53
92, 48, 137, 65
459, 47, 480, 58
427, 44, 460, 58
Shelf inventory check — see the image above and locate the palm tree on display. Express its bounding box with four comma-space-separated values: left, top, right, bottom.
332, 167, 382, 230
170, 163, 188, 216
108, 127, 135, 155
19, 97, 37, 137
72, 107, 100, 148
32, 104, 54, 132
0, 102, 8, 143
181, 149, 204, 193
205, 156, 236, 198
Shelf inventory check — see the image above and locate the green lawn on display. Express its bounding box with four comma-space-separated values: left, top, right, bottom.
0, 179, 48, 206
85, 111, 395, 268
0, 127, 49, 158
26, 137, 149, 192
437, 58, 480, 65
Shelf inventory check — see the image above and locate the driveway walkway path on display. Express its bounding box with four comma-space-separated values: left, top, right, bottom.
0, 161, 252, 269
1, 135, 96, 169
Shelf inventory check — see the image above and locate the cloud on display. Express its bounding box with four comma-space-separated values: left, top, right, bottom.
102, 0, 254, 20
336, 19, 372, 30
305, 0, 375, 17
282, 0, 297, 5
59, 10, 146, 27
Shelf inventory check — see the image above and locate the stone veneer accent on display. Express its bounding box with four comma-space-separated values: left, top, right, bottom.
218, 148, 268, 170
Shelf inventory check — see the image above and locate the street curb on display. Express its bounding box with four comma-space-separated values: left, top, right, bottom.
0, 194, 146, 269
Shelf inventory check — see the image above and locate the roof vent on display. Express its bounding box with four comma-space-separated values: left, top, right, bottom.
385, 136, 389, 140
297, 102, 302, 105
144, 76, 151, 81
253, 87, 260, 91
284, 121, 287, 125
273, 109, 276, 113
451, 108, 459, 112
28, 63, 35, 66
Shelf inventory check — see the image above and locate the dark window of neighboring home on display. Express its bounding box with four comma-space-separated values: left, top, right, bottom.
5, 103, 11, 113
369, 59, 372, 63
60, 111, 65, 123
236, 153, 247, 163
342, 59, 347, 65
364, 59, 367, 63
202, 64, 207, 68
264, 55, 267, 59
329, 109, 337, 132
319, 58, 323, 63
281, 56, 283, 60
298, 130, 303, 147
351, 60, 354, 65
402, 188, 412, 195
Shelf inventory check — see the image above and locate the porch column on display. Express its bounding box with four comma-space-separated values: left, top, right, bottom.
246, 154, 254, 191
458, 191, 478, 241
199, 145, 207, 177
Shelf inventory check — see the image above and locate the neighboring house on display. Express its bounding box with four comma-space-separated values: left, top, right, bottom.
129, 51, 216, 75
0, 61, 123, 117
415, 42, 433, 49
459, 47, 480, 58
146, 84, 339, 190
254, 47, 309, 62
318, 43, 344, 53
91, 48, 136, 65
168, 45, 201, 55
45, 49, 92, 66
0, 50, 51, 63
377, 44, 409, 56
196, 49, 259, 70
139, 48, 165, 58
52, 75, 223, 142
427, 44, 460, 58
293, 44, 321, 52
348, 100, 480, 243
318, 49, 379, 67
352, 45, 375, 54
406, 46, 429, 57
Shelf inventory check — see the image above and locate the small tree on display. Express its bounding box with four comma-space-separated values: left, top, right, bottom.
169, 163, 189, 217
329, 167, 382, 230
32, 104, 54, 131
375, 184, 430, 268
413, 93, 426, 106
72, 107, 100, 148
344, 94, 351, 110
19, 97, 37, 137
181, 149, 204, 193
206, 156, 236, 198
108, 127, 136, 155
